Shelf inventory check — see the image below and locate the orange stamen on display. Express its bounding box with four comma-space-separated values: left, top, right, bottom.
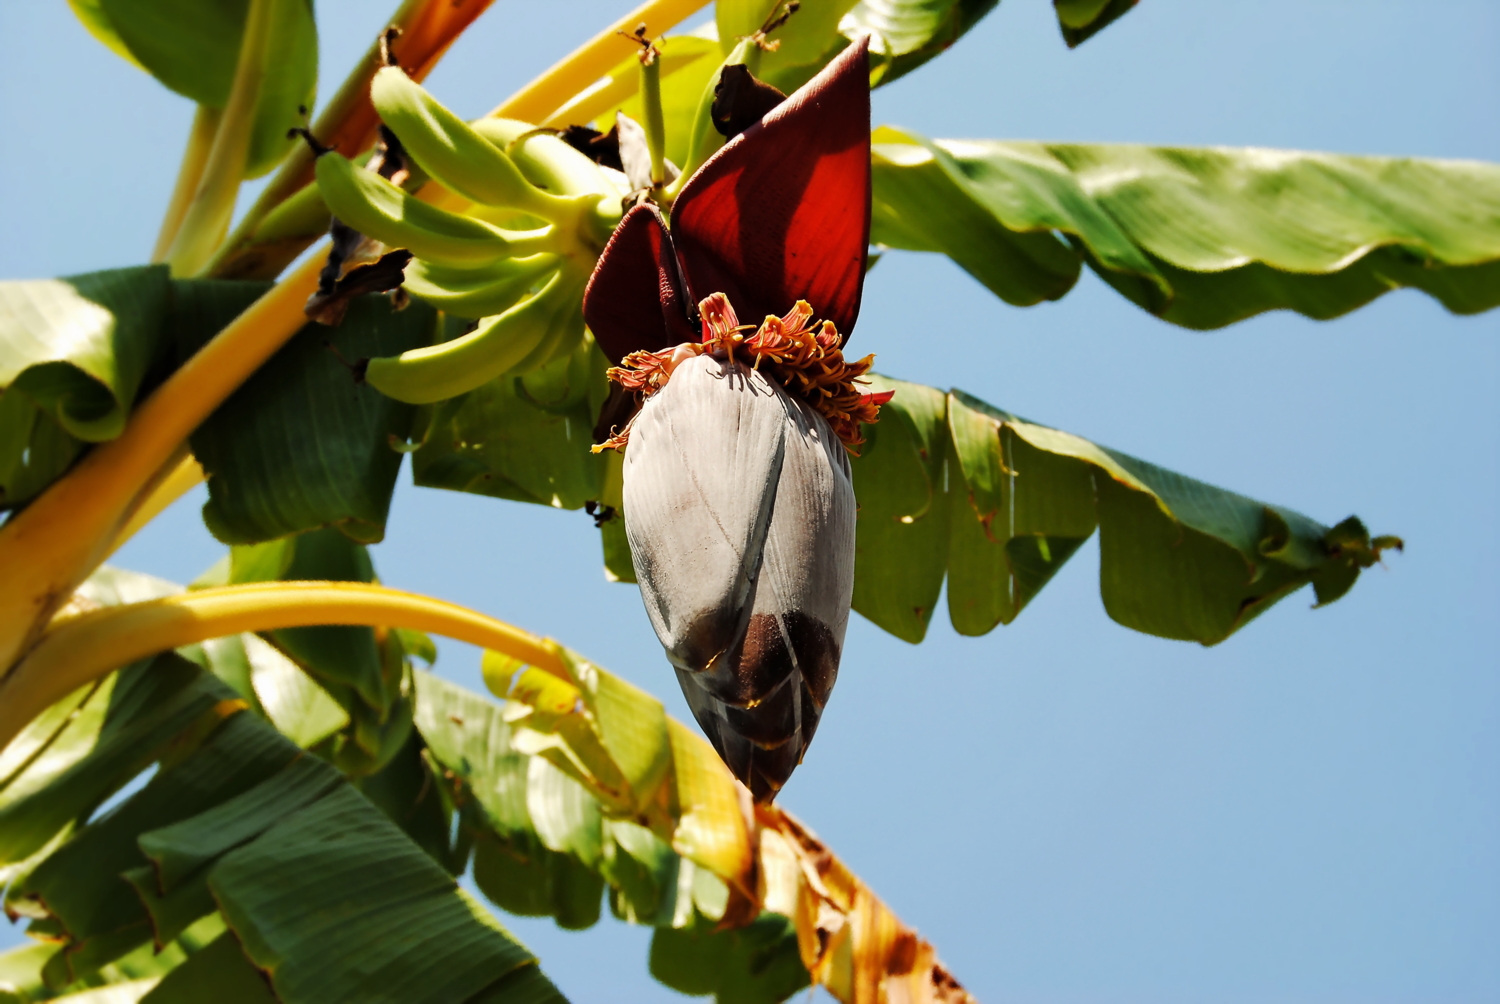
598, 293, 895, 454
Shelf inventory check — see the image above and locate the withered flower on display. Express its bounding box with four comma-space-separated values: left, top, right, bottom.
583, 37, 890, 801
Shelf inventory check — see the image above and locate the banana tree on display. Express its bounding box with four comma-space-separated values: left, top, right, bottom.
1, 0, 1494, 1002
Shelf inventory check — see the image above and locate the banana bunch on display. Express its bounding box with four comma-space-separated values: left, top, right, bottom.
314, 66, 625, 405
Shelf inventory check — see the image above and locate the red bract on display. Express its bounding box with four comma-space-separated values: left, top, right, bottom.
583, 35, 872, 360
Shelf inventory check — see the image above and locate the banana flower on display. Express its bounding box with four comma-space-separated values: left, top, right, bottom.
583, 38, 892, 802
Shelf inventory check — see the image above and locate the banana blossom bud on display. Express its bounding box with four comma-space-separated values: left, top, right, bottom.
583, 37, 884, 801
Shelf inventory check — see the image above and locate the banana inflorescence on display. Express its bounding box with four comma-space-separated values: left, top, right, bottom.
315, 65, 627, 405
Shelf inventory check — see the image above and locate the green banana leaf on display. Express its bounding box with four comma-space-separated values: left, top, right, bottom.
872, 126, 1500, 327
852, 375, 1399, 645
77, 0, 317, 178
842, 0, 999, 84
0, 266, 171, 508
649, 913, 809, 1004
140, 933, 276, 1004
411, 340, 607, 510
412, 669, 608, 929
1054, 0, 1138, 47
14, 708, 291, 986
1, 666, 566, 1003
0, 654, 225, 868
0, 916, 223, 1003
184, 294, 434, 545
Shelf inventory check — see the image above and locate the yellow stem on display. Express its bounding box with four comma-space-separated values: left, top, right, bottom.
151, 106, 223, 264
488, 0, 709, 123
107, 453, 207, 559
0, 582, 565, 751
0, 253, 324, 675
164, 0, 277, 276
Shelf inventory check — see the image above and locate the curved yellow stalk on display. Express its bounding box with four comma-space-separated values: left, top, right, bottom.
0, 253, 324, 674
152, 106, 222, 263
0, 581, 566, 751
107, 453, 207, 559
488, 0, 708, 123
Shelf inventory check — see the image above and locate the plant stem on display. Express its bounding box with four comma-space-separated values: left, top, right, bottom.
640, 45, 668, 188
164, 0, 277, 277
106, 452, 206, 559
0, 254, 324, 675
0, 582, 568, 751
151, 106, 222, 264
488, 0, 708, 123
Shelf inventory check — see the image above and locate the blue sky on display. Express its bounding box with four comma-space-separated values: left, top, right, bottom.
2, 2, 1497, 1002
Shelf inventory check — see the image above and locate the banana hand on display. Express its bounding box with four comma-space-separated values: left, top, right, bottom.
508, 269, 588, 375
364, 269, 582, 404
403, 254, 560, 318
314, 152, 555, 269
372, 67, 574, 222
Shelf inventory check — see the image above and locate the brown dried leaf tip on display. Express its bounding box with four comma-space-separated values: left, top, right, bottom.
597, 292, 894, 453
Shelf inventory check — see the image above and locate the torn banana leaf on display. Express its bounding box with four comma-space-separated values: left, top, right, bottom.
414, 661, 973, 1004
871, 127, 1500, 328
0, 266, 171, 508
851, 375, 1399, 645
840, 0, 999, 86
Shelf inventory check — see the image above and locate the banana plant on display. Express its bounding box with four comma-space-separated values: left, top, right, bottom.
0, 0, 1492, 1002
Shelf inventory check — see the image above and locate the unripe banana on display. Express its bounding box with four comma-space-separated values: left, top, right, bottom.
371, 67, 573, 221
314, 152, 554, 269
469, 119, 620, 198
403, 254, 560, 318
509, 270, 587, 374
364, 270, 574, 404
469, 119, 623, 249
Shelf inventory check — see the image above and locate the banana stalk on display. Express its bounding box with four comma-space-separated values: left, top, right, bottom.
0, 582, 568, 753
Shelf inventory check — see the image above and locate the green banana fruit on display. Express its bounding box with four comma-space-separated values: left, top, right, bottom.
314, 152, 555, 269
507, 269, 587, 374
469, 119, 624, 249
469, 119, 619, 198
364, 269, 581, 404
402, 254, 560, 318
371, 67, 574, 221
